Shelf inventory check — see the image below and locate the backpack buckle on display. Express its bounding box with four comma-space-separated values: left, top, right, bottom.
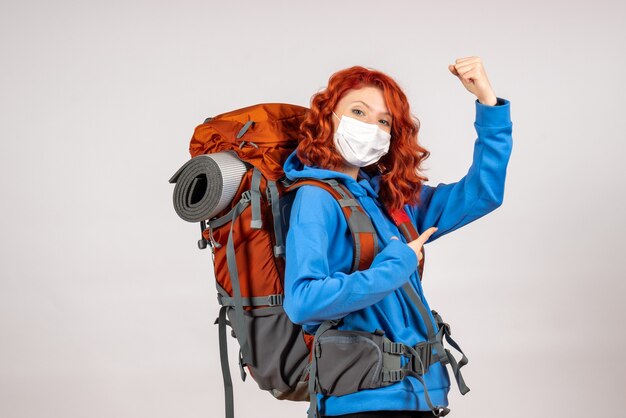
432, 310, 452, 336
267, 294, 284, 306
314, 341, 322, 358
238, 349, 247, 381
411, 350, 426, 375
386, 342, 404, 355
240, 190, 252, 202
432, 406, 451, 417
198, 220, 208, 250
274, 245, 285, 258
412, 342, 433, 375
386, 369, 405, 382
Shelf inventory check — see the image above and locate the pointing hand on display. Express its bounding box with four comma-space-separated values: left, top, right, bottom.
390, 227, 438, 263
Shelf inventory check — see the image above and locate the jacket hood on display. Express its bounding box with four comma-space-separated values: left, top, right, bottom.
283, 149, 381, 199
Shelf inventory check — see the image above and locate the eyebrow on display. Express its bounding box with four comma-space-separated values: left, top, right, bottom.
350, 100, 391, 117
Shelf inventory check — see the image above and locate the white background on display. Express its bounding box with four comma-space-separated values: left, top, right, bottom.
1, 1, 625, 417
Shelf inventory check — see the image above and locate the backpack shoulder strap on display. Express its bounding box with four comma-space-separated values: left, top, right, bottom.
384, 206, 426, 281
285, 178, 378, 273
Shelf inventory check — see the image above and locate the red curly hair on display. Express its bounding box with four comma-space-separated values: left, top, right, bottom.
297, 65, 431, 212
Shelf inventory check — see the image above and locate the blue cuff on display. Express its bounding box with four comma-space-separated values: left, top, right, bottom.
475, 97, 511, 127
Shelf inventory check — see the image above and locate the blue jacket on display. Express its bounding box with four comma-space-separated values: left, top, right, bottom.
282, 97, 513, 415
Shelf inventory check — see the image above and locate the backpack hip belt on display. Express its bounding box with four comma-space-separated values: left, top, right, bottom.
305, 308, 470, 418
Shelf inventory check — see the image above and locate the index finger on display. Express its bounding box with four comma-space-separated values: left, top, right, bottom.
414, 227, 438, 246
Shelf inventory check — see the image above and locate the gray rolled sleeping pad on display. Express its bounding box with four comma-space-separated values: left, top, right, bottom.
169, 151, 249, 223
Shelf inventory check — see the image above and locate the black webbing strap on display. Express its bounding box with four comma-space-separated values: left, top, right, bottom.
401, 282, 437, 341
217, 293, 284, 307
432, 310, 470, 395
250, 167, 263, 229
266, 179, 286, 257
398, 282, 467, 416
225, 191, 253, 365
403, 368, 451, 417
215, 306, 234, 418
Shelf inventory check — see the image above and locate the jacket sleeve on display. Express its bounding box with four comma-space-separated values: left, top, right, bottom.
283, 185, 418, 327
406, 97, 513, 243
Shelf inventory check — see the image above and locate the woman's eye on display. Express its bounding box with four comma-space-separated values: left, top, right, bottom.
351, 108, 390, 126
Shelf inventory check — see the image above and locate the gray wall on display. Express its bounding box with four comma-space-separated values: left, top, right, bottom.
1, 1, 624, 417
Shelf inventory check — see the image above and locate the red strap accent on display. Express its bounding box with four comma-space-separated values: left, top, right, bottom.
387, 208, 411, 226
386, 207, 419, 241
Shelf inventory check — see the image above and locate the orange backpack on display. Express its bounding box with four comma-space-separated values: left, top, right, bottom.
169, 103, 431, 418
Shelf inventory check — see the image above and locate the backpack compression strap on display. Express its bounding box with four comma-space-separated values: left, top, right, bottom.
285, 178, 378, 272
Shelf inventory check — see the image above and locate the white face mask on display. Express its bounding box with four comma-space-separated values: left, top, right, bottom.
332, 111, 391, 167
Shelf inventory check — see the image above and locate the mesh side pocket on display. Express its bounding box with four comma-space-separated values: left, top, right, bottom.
227, 305, 310, 396
316, 330, 386, 396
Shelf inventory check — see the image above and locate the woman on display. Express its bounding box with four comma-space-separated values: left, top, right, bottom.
282, 57, 513, 418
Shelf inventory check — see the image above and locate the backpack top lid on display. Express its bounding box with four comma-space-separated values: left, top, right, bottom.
189, 103, 309, 181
